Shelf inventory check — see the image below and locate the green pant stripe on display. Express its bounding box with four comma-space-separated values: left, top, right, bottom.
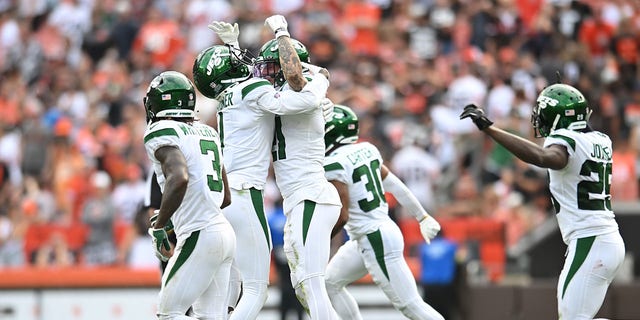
302, 200, 316, 246
165, 230, 200, 287
562, 236, 595, 298
250, 188, 271, 250
367, 230, 390, 280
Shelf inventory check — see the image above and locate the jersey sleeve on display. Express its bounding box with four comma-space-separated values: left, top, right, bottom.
143, 122, 181, 161
324, 156, 349, 184
252, 74, 329, 115
544, 129, 576, 158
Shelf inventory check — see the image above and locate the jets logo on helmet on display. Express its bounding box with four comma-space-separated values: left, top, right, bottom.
193, 45, 253, 100
531, 83, 591, 137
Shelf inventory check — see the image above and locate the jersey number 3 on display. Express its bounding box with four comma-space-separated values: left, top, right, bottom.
200, 139, 223, 192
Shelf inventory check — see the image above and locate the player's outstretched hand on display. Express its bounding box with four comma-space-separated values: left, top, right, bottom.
208, 21, 239, 46
459, 103, 494, 130
265, 15, 290, 38
419, 216, 441, 244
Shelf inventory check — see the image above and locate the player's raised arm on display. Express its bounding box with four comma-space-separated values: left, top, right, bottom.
264, 15, 306, 91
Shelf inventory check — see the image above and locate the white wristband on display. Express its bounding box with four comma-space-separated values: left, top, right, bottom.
274, 29, 290, 38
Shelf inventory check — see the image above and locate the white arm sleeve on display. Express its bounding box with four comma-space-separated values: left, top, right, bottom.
382, 172, 428, 221
254, 73, 329, 115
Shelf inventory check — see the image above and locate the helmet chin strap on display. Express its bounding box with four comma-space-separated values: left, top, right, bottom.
551, 114, 561, 132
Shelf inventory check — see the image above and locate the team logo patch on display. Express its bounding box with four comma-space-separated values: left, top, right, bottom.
162, 94, 171, 100
565, 109, 575, 116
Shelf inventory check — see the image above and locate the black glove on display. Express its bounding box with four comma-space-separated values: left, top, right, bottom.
459, 104, 493, 130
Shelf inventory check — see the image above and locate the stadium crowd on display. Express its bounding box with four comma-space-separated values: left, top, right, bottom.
0, 0, 638, 282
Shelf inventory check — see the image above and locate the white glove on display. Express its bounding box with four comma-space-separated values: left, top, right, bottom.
320, 98, 334, 122
208, 21, 239, 48
301, 62, 330, 80
301, 62, 322, 74
265, 15, 290, 38
419, 216, 441, 244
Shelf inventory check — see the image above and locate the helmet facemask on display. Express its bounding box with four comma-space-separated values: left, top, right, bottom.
255, 39, 310, 88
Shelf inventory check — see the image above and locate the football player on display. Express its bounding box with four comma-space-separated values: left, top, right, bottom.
143, 71, 235, 319
323, 105, 444, 320
460, 83, 625, 319
192, 22, 332, 319
254, 15, 342, 319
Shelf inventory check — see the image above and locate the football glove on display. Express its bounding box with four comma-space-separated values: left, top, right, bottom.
459, 103, 494, 130
208, 21, 239, 48
149, 211, 174, 234
149, 227, 171, 262
320, 98, 334, 123
265, 15, 290, 38
419, 216, 441, 244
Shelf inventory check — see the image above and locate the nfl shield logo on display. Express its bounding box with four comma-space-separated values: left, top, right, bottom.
162, 94, 171, 100
565, 109, 575, 116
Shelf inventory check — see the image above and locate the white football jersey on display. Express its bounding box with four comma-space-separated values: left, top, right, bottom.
217, 78, 275, 190
543, 128, 618, 244
216, 75, 333, 191
324, 142, 391, 239
273, 75, 341, 213
144, 120, 227, 241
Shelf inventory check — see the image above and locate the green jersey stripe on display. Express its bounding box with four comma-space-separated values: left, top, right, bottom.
241, 80, 271, 99
324, 162, 344, 172
165, 230, 200, 286
144, 128, 179, 143
367, 230, 390, 280
561, 236, 595, 298
549, 134, 576, 152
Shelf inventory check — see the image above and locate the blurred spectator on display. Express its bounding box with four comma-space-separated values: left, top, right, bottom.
81, 170, 118, 266
125, 204, 156, 269
131, 6, 184, 70
390, 127, 441, 215
112, 163, 146, 223
0, 205, 24, 267
420, 234, 459, 320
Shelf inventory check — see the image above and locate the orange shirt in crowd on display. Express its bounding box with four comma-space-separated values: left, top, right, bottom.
341, 1, 381, 56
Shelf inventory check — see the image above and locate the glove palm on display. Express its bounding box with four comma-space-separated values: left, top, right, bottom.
320, 98, 334, 123
208, 21, 239, 47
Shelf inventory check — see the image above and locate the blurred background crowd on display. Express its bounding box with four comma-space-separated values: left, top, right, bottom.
0, 0, 638, 286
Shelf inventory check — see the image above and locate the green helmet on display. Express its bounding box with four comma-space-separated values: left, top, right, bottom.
532, 83, 591, 137
253, 38, 310, 87
325, 105, 359, 154
192, 45, 252, 100
144, 71, 196, 122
